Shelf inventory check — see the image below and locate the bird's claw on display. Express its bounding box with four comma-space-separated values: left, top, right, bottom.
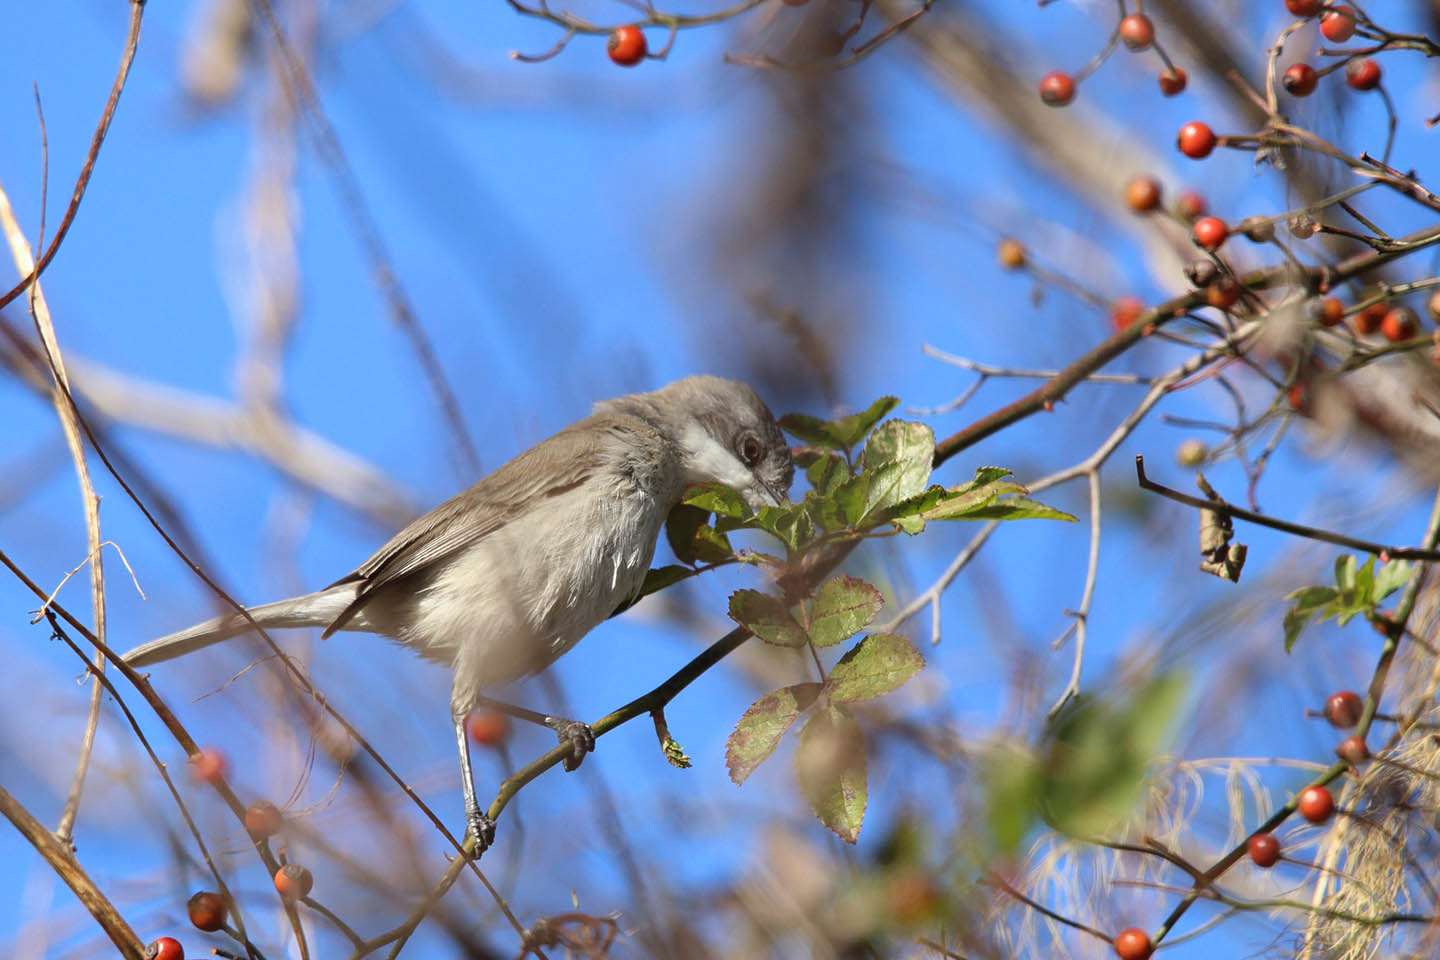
547, 718, 595, 772
465, 810, 496, 857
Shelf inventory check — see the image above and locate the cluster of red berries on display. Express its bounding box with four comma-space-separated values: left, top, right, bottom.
1038, 13, 1185, 108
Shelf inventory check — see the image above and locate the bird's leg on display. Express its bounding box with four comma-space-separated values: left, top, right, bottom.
475, 695, 595, 772
453, 712, 495, 856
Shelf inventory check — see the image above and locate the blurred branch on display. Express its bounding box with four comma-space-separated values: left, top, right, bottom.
933, 222, 1440, 464
0, 0, 144, 312
247, 0, 481, 478
1, 344, 415, 527
0, 177, 108, 847
0, 782, 144, 960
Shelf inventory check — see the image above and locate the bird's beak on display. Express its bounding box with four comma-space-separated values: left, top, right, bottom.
747, 479, 790, 512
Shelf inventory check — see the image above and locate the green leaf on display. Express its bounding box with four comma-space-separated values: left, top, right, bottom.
1335, 554, 1357, 593
683, 483, 750, 518
806, 453, 850, 497
795, 704, 868, 843
982, 744, 1042, 856
725, 682, 821, 784
827, 633, 925, 702
664, 505, 733, 565
1039, 674, 1186, 839
779, 396, 899, 451
665, 504, 709, 565
808, 576, 884, 647
1374, 558, 1412, 600
970, 465, 1014, 486
1283, 585, 1336, 652
855, 421, 935, 520
881, 469, 1076, 532
1282, 552, 1417, 652
728, 590, 807, 647
959, 498, 1077, 522
614, 564, 694, 615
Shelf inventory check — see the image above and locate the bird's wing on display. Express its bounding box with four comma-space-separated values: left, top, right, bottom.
321, 419, 613, 638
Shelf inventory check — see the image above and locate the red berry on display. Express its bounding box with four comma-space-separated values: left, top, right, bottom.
1176, 189, 1207, 220
274, 863, 314, 900
1345, 57, 1381, 90
1324, 690, 1363, 727
1320, 5, 1356, 42
187, 891, 227, 932
1247, 832, 1281, 867
467, 709, 511, 746
1317, 297, 1345, 327
1286, 0, 1322, 15
145, 938, 184, 960
606, 25, 647, 67
1353, 303, 1388, 335
1158, 67, 1188, 96
1381, 306, 1419, 342
1336, 735, 1369, 765
244, 800, 283, 837
1206, 278, 1241, 311
1039, 71, 1076, 106
1124, 176, 1163, 213
1298, 785, 1335, 824
1287, 382, 1310, 414
1110, 296, 1145, 332
1177, 121, 1216, 159
1113, 927, 1153, 960
1192, 216, 1229, 251
1283, 63, 1318, 97
1119, 14, 1155, 51
188, 749, 227, 785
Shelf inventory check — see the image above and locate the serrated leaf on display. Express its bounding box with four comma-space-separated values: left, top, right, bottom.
889, 468, 1077, 526
827, 633, 925, 701
970, 465, 1013, 485
1282, 585, 1336, 652
725, 682, 820, 784
859, 421, 935, 517
684, 483, 750, 518
729, 590, 807, 647
795, 704, 867, 843
833, 475, 870, 527
1039, 674, 1185, 839
1374, 559, 1412, 600
792, 447, 827, 469
826, 396, 901, 449
961, 498, 1077, 522
806, 453, 850, 497
780, 396, 899, 452
809, 576, 885, 647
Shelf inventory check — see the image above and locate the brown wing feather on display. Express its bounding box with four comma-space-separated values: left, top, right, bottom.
320, 417, 615, 638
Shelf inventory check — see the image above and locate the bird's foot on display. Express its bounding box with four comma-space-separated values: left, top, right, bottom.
546, 718, 596, 772
465, 809, 496, 857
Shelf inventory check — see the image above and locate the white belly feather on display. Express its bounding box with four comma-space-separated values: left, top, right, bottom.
390, 481, 661, 712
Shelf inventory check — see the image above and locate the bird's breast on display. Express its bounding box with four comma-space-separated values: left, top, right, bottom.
419, 481, 666, 700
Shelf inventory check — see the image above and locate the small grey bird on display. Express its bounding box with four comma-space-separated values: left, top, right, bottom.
123, 376, 793, 852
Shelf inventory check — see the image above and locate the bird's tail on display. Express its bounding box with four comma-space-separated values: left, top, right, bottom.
122, 587, 355, 667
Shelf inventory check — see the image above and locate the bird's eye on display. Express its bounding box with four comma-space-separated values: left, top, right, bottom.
738, 434, 763, 467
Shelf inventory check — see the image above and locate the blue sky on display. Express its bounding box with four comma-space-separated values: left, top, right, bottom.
2, 1, 1438, 957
